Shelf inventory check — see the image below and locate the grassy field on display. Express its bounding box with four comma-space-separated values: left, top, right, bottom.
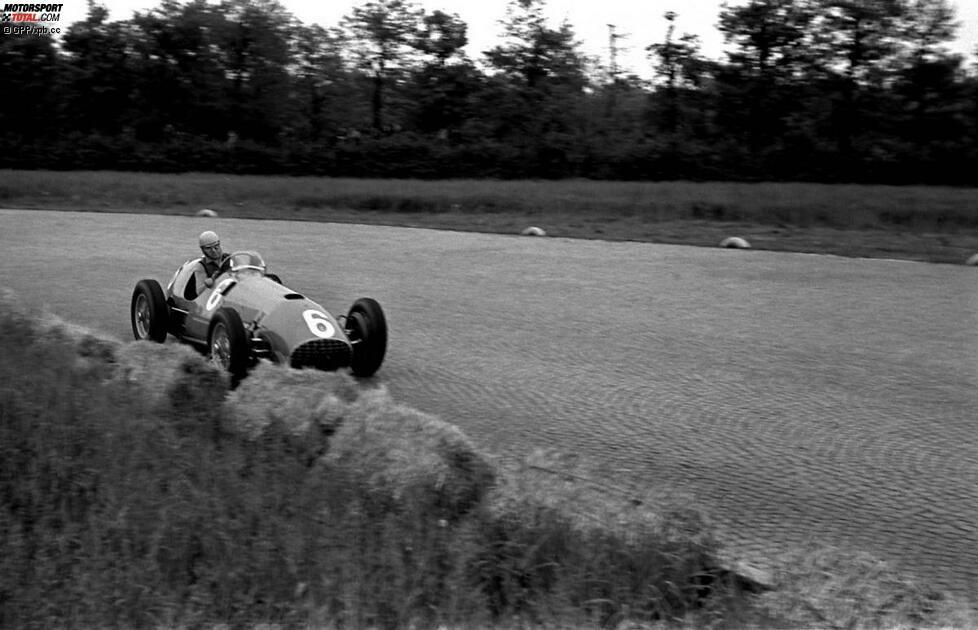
3, 170, 978, 264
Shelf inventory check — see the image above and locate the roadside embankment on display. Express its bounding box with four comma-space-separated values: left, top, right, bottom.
0, 289, 971, 629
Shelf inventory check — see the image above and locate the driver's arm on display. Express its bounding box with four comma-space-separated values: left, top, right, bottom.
193, 262, 214, 295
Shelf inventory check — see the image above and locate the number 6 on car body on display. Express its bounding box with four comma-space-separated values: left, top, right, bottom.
206, 278, 236, 311
303, 309, 335, 338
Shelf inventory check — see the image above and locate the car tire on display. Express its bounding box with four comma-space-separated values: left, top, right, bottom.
346, 297, 387, 377
131, 279, 170, 343
209, 307, 249, 383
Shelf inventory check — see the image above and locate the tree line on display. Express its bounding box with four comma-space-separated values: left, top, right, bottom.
3, 0, 976, 184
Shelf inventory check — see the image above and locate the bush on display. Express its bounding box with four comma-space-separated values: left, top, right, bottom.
3, 128, 976, 184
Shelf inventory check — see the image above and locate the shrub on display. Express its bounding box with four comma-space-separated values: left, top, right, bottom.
323, 387, 497, 521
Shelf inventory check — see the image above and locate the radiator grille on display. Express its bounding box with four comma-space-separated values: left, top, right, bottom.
290, 338, 353, 371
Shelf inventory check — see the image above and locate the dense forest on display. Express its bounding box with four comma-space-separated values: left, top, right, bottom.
3, 0, 976, 183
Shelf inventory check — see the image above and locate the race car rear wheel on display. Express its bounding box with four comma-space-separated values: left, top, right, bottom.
346, 297, 387, 377
209, 307, 249, 383
131, 279, 169, 343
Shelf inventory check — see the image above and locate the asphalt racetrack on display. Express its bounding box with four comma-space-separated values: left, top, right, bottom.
2, 209, 977, 600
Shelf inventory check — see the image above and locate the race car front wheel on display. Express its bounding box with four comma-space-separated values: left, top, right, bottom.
346, 297, 387, 377
131, 279, 170, 343
209, 307, 249, 384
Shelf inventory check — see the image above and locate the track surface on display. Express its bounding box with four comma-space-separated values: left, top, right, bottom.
2, 209, 977, 599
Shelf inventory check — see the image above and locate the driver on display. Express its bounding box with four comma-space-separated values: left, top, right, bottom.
195, 230, 231, 292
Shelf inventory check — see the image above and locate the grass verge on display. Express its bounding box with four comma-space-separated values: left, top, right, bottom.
3, 170, 978, 264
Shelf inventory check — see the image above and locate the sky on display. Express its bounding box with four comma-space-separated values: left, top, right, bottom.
60, 0, 978, 78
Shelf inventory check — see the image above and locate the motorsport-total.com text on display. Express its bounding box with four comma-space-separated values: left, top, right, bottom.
1, 2, 62, 25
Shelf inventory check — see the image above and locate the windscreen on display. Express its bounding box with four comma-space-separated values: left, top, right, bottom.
228, 251, 266, 276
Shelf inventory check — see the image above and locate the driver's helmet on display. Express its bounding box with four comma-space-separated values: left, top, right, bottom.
199, 231, 220, 248
198, 231, 222, 257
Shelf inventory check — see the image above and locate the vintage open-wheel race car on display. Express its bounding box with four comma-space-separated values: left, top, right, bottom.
131, 251, 387, 381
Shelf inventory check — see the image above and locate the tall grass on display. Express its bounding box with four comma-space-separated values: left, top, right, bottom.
0, 293, 751, 629
4, 170, 978, 233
